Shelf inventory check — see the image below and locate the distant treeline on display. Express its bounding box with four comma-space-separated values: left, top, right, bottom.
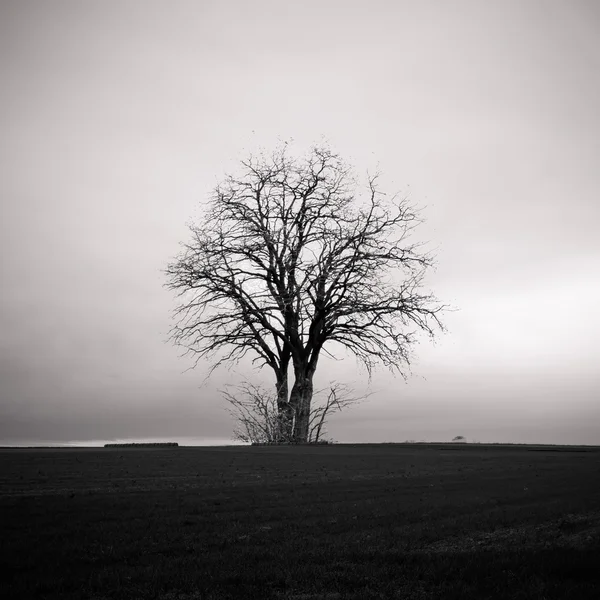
104, 442, 179, 448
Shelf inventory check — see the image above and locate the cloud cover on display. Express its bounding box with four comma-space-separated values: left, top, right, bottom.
1, 0, 599, 445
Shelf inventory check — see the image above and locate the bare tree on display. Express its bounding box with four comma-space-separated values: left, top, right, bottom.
166, 142, 446, 442
223, 381, 365, 444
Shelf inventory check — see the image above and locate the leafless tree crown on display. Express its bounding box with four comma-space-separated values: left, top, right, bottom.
166, 143, 445, 381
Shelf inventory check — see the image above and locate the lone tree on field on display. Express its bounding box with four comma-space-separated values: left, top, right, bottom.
166, 143, 446, 442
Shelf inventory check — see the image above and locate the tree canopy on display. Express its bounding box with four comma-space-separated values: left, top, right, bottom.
166, 143, 446, 441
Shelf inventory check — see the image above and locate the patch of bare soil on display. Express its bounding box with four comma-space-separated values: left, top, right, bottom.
417, 511, 600, 553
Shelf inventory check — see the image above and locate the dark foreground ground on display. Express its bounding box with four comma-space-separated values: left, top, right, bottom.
1, 443, 599, 600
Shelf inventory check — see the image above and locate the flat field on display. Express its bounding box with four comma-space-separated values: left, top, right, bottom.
1, 443, 599, 600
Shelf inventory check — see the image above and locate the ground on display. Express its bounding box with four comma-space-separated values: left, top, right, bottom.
1, 443, 599, 599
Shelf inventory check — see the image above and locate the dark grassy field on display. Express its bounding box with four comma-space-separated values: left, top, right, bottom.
1, 443, 599, 600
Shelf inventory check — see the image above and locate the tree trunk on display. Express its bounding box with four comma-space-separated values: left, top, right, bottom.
276, 370, 293, 441
289, 365, 315, 442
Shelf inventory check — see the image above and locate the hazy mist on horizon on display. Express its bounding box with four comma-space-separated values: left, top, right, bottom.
1, 0, 599, 447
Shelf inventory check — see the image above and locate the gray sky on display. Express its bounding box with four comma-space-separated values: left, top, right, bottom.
1, 0, 599, 446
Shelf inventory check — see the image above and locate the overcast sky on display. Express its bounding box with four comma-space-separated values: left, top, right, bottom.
1, 0, 599, 446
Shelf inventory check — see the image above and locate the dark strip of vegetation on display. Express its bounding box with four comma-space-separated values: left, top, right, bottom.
103, 442, 179, 448
252, 440, 331, 446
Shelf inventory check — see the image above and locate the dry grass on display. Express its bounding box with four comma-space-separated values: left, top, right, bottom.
1, 443, 599, 599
